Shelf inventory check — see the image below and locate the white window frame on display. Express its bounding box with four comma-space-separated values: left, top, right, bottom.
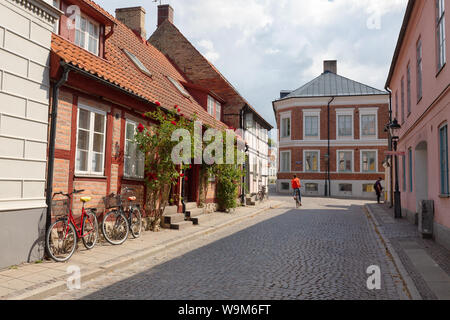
280, 151, 291, 173
336, 150, 354, 173
124, 120, 145, 179
75, 13, 100, 56
303, 150, 320, 173
336, 109, 354, 140
303, 109, 320, 140
75, 104, 107, 176
280, 112, 291, 140
207, 95, 221, 120
436, 0, 446, 71
52, 0, 60, 34
360, 149, 378, 173
359, 108, 378, 140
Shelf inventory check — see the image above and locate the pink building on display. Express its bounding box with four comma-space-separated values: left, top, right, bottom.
386, 0, 450, 249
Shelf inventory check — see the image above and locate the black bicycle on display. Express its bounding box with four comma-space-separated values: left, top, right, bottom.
102, 187, 142, 245
256, 185, 268, 203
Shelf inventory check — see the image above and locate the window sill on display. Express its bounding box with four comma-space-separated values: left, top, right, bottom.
123, 177, 145, 182
74, 174, 107, 180
439, 194, 450, 198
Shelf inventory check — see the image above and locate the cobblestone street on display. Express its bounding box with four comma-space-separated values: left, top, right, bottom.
48, 196, 407, 300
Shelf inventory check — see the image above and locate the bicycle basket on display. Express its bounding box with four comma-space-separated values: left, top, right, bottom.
51, 199, 69, 218
104, 194, 121, 209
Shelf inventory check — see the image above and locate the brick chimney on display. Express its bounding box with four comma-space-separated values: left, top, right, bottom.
115, 7, 146, 39
158, 4, 174, 27
323, 60, 337, 74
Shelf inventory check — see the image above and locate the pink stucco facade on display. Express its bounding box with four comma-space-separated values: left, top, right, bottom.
387, 0, 450, 248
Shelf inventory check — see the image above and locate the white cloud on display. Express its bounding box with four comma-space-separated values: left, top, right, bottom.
197, 39, 220, 63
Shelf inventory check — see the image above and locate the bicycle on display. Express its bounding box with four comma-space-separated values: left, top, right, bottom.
102, 187, 142, 245
257, 185, 268, 203
46, 189, 99, 262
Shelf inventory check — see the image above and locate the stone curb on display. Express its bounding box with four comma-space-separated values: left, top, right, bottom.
364, 204, 422, 300
8, 201, 283, 300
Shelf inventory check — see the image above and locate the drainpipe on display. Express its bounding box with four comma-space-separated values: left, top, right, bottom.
326, 96, 335, 197
45, 64, 70, 234
240, 107, 246, 205
385, 85, 394, 207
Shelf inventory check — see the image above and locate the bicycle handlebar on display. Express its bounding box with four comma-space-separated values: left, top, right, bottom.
52, 189, 85, 198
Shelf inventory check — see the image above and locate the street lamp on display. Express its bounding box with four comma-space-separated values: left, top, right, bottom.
389, 119, 402, 219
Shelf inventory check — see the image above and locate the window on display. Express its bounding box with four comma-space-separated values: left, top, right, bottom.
407, 63, 412, 115
124, 49, 152, 77
363, 184, 375, 193
337, 151, 353, 172
402, 155, 407, 192
361, 151, 377, 173
124, 121, 145, 179
338, 115, 353, 137
52, 0, 60, 33
281, 182, 290, 191
304, 115, 319, 137
401, 77, 405, 123
417, 40, 423, 101
439, 124, 449, 195
167, 76, 190, 98
245, 113, 253, 130
75, 14, 99, 55
395, 91, 399, 121
436, 0, 446, 71
339, 184, 353, 192
76, 106, 106, 175
304, 151, 319, 172
408, 148, 413, 192
253, 158, 257, 181
306, 183, 319, 193
361, 114, 377, 137
280, 151, 291, 172
281, 117, 291, 138
207, 96, 221, 120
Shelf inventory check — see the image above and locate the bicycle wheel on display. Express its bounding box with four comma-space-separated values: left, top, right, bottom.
82, 210, 98, 250
102, 210, 129, 245
46, 218, 77, 262
129, 207, 142, 239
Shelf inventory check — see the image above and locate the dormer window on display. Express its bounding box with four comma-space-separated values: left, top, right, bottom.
123, 49, 152, 77
167, 76, 190, 98
75, 14, 99, 55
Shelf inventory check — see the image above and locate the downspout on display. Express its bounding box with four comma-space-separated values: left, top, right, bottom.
385, 85, 394, 207
326, 96, 335, 197
45, 63, 70, 234
240, 106, 246, 205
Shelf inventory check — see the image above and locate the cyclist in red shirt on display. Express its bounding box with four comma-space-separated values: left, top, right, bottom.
291, 175, 302, 207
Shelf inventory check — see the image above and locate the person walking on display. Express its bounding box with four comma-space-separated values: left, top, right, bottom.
291, 175, 302, 208
374, 178, 383, 204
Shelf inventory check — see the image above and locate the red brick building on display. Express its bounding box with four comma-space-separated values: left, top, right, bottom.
48, 0, 229, 224
273, 61, 390, 199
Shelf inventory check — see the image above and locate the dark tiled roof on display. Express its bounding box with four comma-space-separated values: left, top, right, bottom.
282, 72, 387, 99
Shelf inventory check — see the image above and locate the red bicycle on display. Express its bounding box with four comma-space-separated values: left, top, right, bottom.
46, 189, 99, 262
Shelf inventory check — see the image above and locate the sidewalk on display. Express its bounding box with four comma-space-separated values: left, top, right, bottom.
0, 200, 283, 300
365, 203, 450, 300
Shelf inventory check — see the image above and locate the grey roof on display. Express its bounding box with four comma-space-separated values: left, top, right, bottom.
283, 72, 387, 99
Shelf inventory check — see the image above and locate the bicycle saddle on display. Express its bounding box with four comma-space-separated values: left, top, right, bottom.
128, 196, 137, 201
80, 197, 92, 203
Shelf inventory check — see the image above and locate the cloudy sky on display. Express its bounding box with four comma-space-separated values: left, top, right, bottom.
95, 0, 408, 133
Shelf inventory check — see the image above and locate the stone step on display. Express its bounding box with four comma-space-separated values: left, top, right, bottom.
185, 202, 198, 211
163, 214, 185, 225
164, 205, 178, 215
191, 214, 214, 225
246, 198, 256, 206
186, 207, 205, 218
170, 221, 194, 230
